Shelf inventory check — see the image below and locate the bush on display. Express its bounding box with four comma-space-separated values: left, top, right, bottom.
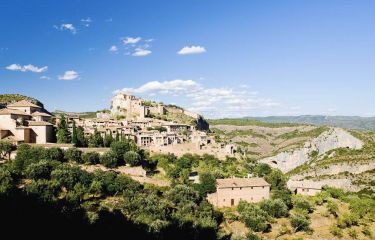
0, 168, 13, 194
124, 151, 141, 166
44, 147, 65, 162
362, 225, 373, 238
260, 198, 288, 218
324, 186, 346, 199
337, 212, 359, 229
292, 195, 314, 213
64, 148, 83, 163
110, 141, 132, 165
13, 144, 44, 172
0, 140, 14, 159
82, 152, 100, 165
348, 229, 358, 239
271, 189, 292, 208
25, 160, 60, 180
326, 200, 339, 217
100, 151, 118, 168
238, 201, 270, 232
330, 224, 343, 238
290, 214, 310, 232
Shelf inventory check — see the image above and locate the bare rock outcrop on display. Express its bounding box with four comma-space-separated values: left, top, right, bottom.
260, 128, 363, 173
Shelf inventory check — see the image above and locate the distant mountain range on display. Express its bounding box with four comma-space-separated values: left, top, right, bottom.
246, 115, 375, 131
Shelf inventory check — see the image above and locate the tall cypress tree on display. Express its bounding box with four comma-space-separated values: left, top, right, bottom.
71, 121, 78, 146
57, 114, 69, 143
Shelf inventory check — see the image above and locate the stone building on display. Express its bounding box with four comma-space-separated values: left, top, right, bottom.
207, 177, 270, 207
287, 180, 322, 196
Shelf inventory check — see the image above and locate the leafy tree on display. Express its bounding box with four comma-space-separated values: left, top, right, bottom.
110, 140, 131, 164
326, 200, 339, 217
166, 185, 200, 206
103, 132, 113, 147
56, 114, 70, 143
254, 163, 272, 177
89, 180, 103, 196
64, 148, 83, 163
76, 126, 86, 147
237, 200, 270, 232
143, 155, 158, 172
82, 151, 100, 165
50, 165, 91, 191
195, 172, 216, 196
265, 169, 287, 190
44, 147, 65, 162
100, 150, 118, 168
88, 129, 104, 147
290, 214, 310, 232
260, 198, 288, 218
0, 140, 14, 160
271, 188, 292, 208
292, 194, 314, 213
0, 168, 13, 194
71, 121, 78, 146
25, 179, 61, 202
124, 151, 141, 166
25, 160, 60, 180
13, 144, 45, 172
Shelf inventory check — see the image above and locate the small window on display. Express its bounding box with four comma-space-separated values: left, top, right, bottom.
240, 187, 242, 190
262, 186, 264, 189
251, 187, 253, 189
232, 188, 234, 190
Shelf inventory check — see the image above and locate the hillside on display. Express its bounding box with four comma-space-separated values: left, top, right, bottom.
0, 94, 44, 108
246, 115, 375, 131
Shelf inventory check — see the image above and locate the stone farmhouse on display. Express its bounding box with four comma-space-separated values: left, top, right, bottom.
287, 180, 322, 196
0, 100, 53, 144
207, 177, 270, 207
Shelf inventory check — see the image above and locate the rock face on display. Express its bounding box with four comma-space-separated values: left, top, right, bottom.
260, 128, 363, 173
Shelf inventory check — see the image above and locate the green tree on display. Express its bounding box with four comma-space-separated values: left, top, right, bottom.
260, 198, 288, 218
56, 114, 70, 143
82, 151, 100, 165
290, 214, 310, 232
25, 160, 60, 180
0, 140, 14, 160
71, 121, 78, 146
103, 132, 113, 147
0, 168, 13, 194
64, 148, 83, 163
88, 129, 104, 147
110, 141, 131, 165
265, 169, 287, 190
124, 151, 141, 166
76, 126, 86, 147
195, 172, 216, 196
44, 147, 65, 162
100, 150, 118, 168
237, 200, 270, 232
254, 163, 272, 177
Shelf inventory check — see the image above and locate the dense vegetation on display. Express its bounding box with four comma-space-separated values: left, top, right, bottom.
0, 93, 43, 107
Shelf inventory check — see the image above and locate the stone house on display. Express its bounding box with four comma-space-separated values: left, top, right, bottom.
287, 180, 322, 196
207, 177, 271, 207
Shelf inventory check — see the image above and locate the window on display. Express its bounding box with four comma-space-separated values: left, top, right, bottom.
232, 188, 234, 190
251, 187, 253, 189
240, 187, 242, 190
262, 186, 264, 189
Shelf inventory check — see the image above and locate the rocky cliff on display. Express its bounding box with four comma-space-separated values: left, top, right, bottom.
260, 128, 364, 173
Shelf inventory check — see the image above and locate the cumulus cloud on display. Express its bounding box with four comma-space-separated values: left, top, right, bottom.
55, 23, 77, 34
132, 48, 151, 57
5, 64, 48, 73
109, 45, 118, 53
114, 79, 280, 118
178, 45, 206, 55
123, 37, 141, 45
40, 76, 50, 80
81, 17, 92, 27
58, 70, 79, 80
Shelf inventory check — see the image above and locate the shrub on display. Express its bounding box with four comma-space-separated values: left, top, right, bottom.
260, 199, 288, 218
124, 151, 141, 166
64, 148, 83, 163
330, 224, 343, 238
246, 232, 261, 240
82, 152, 100, 165
237, 201, 270, 232
324, 186, 345, 199
290, 214, 310, 232
0, 140, 14, 159
44, 147, 65, 162
110, 141, 131, 165
326, 200, 339, 217
337, 212, 359, 228
25, 160, 60, 180
0, 168, 13, 194
348, 229, 358, 239
100, 151, 118, 168
271, 189, 292, 208
277, 223, 292, 236
292, 195, 314, 213
362, 225, 373, 238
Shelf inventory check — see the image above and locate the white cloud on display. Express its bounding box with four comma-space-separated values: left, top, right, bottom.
123, 37, 141, 45
177, 45, 206, 55
58, 70, 79, 80
132, 48, 151, 57
105, 18, 113, 22
81, 17, 92, 27
5, 64, 48, 73
109, 45, 118, 53
114, 79, 280, 118
40, 76, 50, 80
56, 23, 77, 34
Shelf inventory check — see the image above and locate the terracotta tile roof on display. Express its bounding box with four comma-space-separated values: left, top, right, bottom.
8, 100, 41, 108
0, 108, 31, 116
217, 177, 270, 188
31, 111, 52, 117
27, 121, 53, 126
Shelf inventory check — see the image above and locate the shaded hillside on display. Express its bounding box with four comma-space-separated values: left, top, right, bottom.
0, 94, 44, 108
246, 115, 375, 131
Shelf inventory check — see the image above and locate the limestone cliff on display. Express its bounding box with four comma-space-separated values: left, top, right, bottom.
260, 128, 364, 173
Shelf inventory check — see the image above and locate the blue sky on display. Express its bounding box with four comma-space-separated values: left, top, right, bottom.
1, 0, 374, 118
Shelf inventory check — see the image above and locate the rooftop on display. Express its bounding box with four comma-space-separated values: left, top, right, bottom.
31, 111, 52, 117
0, 108, 31, 116
28, 121, 53, 126
8, 100, 41, 108
217, 177, 270, 188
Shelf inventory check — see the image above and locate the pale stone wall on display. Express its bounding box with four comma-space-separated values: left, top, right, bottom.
296, 187, 321, 196
208, 185, 270, 207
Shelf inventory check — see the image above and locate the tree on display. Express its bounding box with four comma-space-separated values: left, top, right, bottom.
100, 150, 118, 168
0, 168, 13, 194
110, 141, 131, 165
76, 126, 86, 147
71, 121, 78, 146
82, 151, 100, 165
88, 129, 104, 147
0, 140, 14, 160
44, 147, 65, 162
64, 148, 83, 163
260, 199, 288, 218
103, 132, 113, 147
196, 172, 216, 196
13, 144, 45, 173
25, 160, 59, 180
57, 114, 69, 143
265, 169, 287, 190
290, 214, 310, 232
292, 194, 314, 213
237, 201, 270, 232
124, 151, 141, 166
254, 163, 272, 177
